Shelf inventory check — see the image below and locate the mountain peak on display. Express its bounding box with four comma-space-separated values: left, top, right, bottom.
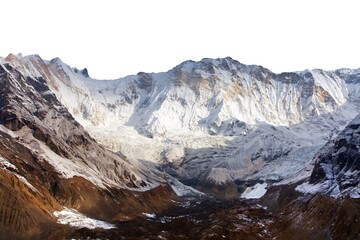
198, 56, 241, 68
4, 53, 17, 63
172, 57, 248, 75
50, 57, 64, 65
80, 68, 89, 78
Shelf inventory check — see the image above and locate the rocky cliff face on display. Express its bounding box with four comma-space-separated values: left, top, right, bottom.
296, 114, 360, 198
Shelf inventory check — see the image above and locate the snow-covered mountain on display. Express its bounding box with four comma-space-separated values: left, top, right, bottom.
2, 54, 360, 198
2, 53, 360, 239
0, 55, 166, 191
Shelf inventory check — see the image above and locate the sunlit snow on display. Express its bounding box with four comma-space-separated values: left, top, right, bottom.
53, 208, 116, 229
169, 176, 205, 197
142, 213, 156, 218
0, 156, 17, 170
0, 156, 40, 194
240, 183, 267, 199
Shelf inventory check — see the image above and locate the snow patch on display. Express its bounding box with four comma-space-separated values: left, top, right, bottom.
53, 208, 116, 229
169, 177, 205, 197
14, 174, 41, 194
295, 181, 328, 195
350, 191, 360, 198
142, 213, 156, 219
0, 156, 17, 170
296, 180, 360, 199
240, 183, 267, 199
0, 156, 41, 194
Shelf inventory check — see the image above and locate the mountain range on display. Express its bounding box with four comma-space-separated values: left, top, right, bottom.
0, 54, 359, 239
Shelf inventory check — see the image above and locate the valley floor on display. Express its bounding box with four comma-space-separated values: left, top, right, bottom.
40, 187, 360, 240
49, 197, 279, 240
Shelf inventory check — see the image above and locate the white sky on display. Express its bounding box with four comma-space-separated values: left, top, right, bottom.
1, 0, 359, 79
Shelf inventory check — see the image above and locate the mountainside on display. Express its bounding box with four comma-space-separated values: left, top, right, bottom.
0, 56, 180, 239
0, 58, 165, 190
258, 114, 360, 239
3, 54, 360, 198
43, 56, 360, 134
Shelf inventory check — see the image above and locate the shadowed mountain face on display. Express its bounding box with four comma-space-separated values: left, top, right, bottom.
296, 114, 360, 198
0, 54, 360, 239
261, 115, 360, 240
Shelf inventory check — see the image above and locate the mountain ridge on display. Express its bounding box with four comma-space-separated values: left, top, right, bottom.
3, 54, 360, 197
